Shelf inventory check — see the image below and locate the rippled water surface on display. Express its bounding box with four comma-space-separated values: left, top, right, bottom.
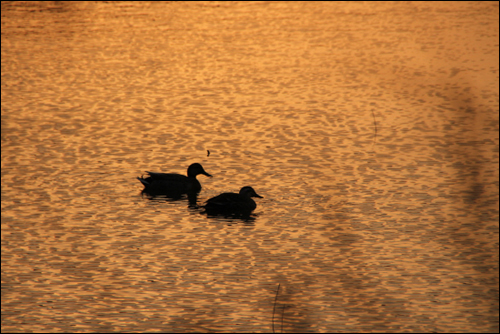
2, 1, 499, 332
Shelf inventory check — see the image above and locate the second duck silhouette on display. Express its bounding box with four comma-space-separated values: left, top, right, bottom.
204, 186, 263, 216
137, 163, 212, 197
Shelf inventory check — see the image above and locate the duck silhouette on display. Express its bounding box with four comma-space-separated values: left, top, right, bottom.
137, 163, 212, 197
204, 186, 263, 215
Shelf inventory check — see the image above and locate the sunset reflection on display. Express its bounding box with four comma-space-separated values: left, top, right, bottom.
2, 1, 498, 332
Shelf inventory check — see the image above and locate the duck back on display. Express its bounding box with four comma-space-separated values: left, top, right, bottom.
205, 192, 257, 213
137, 172, 201, 196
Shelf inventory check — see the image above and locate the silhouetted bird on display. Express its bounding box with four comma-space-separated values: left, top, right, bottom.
204, 186, 263, 215
137, 163, 212, 197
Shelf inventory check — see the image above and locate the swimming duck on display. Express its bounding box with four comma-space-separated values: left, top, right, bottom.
204, 186, 263, 215
137, 163, 212, 196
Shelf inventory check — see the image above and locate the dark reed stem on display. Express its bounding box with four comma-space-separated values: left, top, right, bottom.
281, 305, 286, 333
272, 283, 280, 333
371, 109, 378, 151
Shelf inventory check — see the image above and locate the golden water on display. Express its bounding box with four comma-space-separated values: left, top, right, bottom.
2, 1, 498, 332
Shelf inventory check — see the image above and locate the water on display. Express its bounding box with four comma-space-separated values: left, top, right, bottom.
1, 1, 498, 332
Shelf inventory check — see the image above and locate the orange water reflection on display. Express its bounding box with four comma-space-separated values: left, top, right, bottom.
2, 1, 498, 332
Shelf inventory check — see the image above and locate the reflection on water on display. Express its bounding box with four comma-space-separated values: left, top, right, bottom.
2, 1, 498, 332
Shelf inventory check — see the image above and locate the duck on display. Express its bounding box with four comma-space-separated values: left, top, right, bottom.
204, 186, 263, 215
137, 163, 212, 196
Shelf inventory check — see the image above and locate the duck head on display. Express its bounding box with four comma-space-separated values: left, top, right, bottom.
239, 186, 263, 198
187, 163, 212, 178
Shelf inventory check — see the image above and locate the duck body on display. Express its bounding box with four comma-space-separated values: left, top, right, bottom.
204, 186, 263, 215
137, 163, 211, 197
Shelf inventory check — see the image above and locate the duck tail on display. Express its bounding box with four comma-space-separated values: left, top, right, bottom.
137, 176, 149, 187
